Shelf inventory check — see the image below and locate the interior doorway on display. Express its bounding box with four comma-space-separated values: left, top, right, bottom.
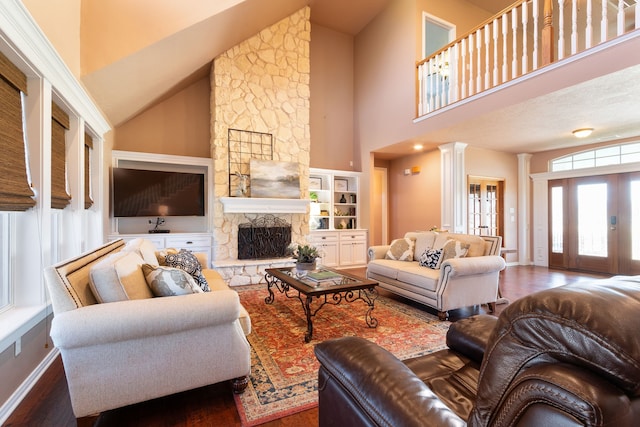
467, 176, 504, 238
549, 172, 640, 275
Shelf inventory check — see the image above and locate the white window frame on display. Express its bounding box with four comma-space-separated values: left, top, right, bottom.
422, 12, 456, 59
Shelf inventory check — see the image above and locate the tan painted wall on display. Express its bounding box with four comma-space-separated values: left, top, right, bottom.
310, 25, 355, 171
23, 0, 82, 77
114, 77, 211, 158
387, 149, 441, 239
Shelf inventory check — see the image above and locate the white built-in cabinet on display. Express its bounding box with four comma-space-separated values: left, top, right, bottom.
308, 168, 368, 267
107, 233, 213, 267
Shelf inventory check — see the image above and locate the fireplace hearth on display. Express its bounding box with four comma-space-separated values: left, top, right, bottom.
238, 215, 291, 260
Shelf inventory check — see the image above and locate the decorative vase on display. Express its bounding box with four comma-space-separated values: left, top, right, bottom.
296, 260, 317, 273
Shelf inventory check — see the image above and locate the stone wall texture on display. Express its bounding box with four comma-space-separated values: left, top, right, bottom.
210, 7, 311, 262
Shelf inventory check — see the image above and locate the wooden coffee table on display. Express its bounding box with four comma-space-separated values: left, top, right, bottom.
264, 267, 379, 342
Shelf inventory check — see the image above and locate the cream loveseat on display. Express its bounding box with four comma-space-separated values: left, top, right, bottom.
367, 231, 505, 320
44, 238, 251, 418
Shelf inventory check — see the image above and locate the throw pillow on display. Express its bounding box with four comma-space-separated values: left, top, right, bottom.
164, 249, 210, 292
438, 239, 471, 267
385, 237, 415, 261
141, 264, 204, 297
156, 247, 179, 266
418, 248, 443, 269
89, 251, 154, 303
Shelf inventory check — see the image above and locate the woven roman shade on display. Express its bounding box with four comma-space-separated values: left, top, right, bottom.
51, 102, 71, 209
0, 50, 35, 211
84, 132, 93, 209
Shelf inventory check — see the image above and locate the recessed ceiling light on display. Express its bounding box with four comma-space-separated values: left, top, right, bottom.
413, 144, 423, 150
572, 128, 594, 138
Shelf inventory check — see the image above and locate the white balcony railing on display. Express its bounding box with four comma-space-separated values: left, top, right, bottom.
417, 0, 639, 116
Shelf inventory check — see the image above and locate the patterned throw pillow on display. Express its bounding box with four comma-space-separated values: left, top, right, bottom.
439, 239, 471, 267
141, 264, 204, 297
164, 249, 210, 292
418, 248, 443, 269
385, 237, 415, 261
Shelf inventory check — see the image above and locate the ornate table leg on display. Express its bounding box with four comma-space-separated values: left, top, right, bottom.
264, 273, 276, 304
303, 295, 314, 343
362, 287, 379, 328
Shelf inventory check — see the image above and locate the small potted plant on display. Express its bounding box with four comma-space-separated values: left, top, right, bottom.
287, 243, 320, 271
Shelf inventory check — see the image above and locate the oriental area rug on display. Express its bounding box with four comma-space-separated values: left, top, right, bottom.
234, 284, 451, 426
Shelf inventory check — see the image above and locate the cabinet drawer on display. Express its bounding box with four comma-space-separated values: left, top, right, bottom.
165, 236, 211, 248
308, 232, 339, 243
340, 231, 367, 241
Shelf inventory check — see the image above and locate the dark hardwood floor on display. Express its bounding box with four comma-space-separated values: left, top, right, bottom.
4, 266, 610, 427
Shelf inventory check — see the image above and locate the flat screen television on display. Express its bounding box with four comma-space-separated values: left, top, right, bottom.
112, 168, 205, 217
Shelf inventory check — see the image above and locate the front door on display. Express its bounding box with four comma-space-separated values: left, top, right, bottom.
549, 172, 640, 274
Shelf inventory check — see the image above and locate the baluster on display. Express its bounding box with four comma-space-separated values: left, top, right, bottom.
502, 14, 508, 82
417, 63, 424, 115
484, 24, 490, 90
522, 1, 528, 75
449, 45, 458, 104
637, 2, 640, 31
461, 38, 467, 99
428, 57, 435, 112
617, 0, 625, 36
493, 19, 499, 85
476, 27, 483, 93
571, 0, 578, 55
512, 7, 518, 78
558, 0, 565, 60
585, 0, 592, 49
601, 0, 608, 43
468, 33, 475, 96
532, 0, 540, 70
435, 53, 442, 110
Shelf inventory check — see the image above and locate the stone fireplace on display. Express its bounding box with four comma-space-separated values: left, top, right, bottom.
208, 7, 311, 285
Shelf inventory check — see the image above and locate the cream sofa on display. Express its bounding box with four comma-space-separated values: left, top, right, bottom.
367, 231, 505, 320
44, 238, 251, 418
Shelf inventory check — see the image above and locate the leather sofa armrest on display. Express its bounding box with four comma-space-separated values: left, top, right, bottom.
315, 336, 466, 427
368, 245, 389, 261
51, 290, 242, 349
446, 314, 497, 363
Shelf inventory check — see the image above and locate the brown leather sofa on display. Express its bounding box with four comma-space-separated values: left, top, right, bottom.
314, 276, 640, 426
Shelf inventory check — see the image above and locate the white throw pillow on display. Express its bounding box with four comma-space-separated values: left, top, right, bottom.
89, 251, 153, 303
142, 264, 204, 296
123, 238, 160, 267
385, 237, 415, 261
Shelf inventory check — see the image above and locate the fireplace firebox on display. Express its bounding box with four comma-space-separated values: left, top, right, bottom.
238, 215, 291, 260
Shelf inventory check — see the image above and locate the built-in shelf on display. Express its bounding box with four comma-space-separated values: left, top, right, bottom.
220, 197, 310, 213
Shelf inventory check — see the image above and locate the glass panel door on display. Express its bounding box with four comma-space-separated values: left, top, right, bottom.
618, 172, 640, 274
467, 178, 503, 237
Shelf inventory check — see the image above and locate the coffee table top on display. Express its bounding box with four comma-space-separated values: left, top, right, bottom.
265, 267, 377, 296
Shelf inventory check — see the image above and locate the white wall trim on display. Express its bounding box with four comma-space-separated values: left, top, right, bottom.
0, 347, 59, 425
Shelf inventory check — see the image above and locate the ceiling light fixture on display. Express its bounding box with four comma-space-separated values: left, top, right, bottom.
572, 128, 594, 138
413, 144, 423, 150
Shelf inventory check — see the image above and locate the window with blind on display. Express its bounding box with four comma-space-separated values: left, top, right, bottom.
84, 132, 93, 209
51, 102, 71, 209
0, 51, 35, 211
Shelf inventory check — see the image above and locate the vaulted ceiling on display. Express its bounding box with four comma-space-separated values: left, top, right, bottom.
77, 0, 639, 156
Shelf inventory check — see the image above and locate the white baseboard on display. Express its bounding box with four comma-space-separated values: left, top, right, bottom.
0, 347, 60, 425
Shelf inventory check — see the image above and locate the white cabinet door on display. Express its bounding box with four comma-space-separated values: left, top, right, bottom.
308, 232, 339, 267
338, 231, 367, 267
